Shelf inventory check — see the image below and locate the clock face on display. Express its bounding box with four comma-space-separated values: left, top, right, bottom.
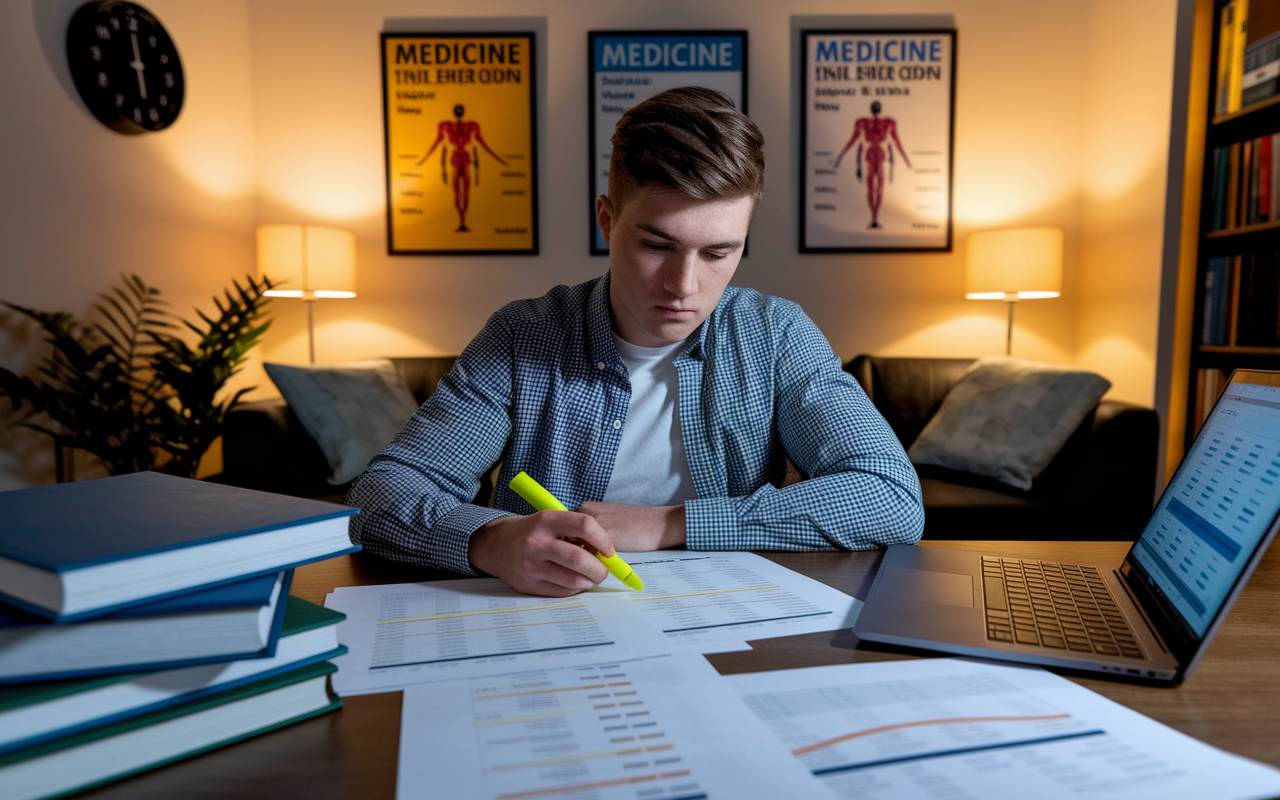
65, 1, 184, 134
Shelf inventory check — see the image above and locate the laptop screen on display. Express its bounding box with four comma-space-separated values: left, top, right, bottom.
1131, 376, 1280, 638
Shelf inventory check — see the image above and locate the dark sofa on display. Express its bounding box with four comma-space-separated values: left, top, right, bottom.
845, 355, 1159, 540
220, 354, 1159, 541
221, 357, 462, 503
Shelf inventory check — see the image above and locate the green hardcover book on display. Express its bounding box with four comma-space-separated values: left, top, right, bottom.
0, 660, 340, 800
0, 597, 345, 755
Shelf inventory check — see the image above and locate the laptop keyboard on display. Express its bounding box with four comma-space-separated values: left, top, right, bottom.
981, 557, 1145, 659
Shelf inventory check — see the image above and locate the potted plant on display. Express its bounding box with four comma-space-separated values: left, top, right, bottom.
0, 274, 273, 480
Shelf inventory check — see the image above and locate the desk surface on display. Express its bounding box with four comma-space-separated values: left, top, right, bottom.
78, 540, 1280, 799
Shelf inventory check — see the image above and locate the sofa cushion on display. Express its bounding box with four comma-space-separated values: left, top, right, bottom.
907, 357, 1111, 491
264, 359, 420, 486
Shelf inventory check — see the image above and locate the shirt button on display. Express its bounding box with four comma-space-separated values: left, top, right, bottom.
596, 361, 606, 370
613, 420, 622, 429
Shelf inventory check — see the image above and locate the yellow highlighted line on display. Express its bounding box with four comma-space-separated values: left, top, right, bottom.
474, 683, 606, 700
491, 743, 674, 771
473, 711, 566, 728
630, 585, 779, 602
377, 601, 584, 625
404, 617, 596, 638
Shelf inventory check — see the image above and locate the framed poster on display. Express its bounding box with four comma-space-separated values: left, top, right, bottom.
588, 31, 747, 254
800, 29, 955, 252
381, 32, 538, 255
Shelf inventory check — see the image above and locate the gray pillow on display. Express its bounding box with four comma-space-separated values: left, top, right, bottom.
907, 357, 1111, 491
264, 359, 420, 485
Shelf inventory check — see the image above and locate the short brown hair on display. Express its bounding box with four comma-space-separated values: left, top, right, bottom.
608, 87, 764, 212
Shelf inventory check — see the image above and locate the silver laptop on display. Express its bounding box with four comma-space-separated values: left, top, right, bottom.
854, 368, 1280, 684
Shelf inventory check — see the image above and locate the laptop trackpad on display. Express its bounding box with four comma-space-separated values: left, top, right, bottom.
876, 566, 975, 608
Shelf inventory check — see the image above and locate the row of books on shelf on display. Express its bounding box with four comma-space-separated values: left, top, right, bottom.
0, 471, 359, 800
1208, 133, 1280, 231
1216, 0, 1280, 116
1201, 253, 1280, 346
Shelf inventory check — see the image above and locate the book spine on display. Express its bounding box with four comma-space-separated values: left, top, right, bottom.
1228, 142, 1242, 228
1229, 254, 1243, 345
1230, 0, 1250, 114
1213, 146, 1230, 230
1261, 135, 1273, 221
1219, 1, 1239, 115
1241, 138, 1254, 227
1203, 263, 1217, 344
1251, 137, 1262, 225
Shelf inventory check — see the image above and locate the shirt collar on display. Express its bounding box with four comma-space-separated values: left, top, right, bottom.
588, 271, 727, 365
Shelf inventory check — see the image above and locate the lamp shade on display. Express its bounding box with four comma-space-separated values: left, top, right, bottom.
965, 227, 1064, 300
257, 224, 356, 299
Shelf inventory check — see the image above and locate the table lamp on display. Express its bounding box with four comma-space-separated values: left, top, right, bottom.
964, 227, 1064, 356
256, 224, 357, 363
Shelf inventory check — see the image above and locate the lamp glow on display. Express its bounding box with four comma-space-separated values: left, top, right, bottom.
256, 224, 357, 363
964, 227, 1064, 355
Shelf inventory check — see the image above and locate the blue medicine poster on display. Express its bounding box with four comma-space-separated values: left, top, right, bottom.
588, 31, 748, 254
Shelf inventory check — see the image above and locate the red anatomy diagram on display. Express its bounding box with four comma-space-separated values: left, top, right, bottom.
833, 101, 911, 229
418, 104, 508, 232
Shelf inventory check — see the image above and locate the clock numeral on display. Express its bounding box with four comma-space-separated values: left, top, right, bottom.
133, 107, 143, 124
159, 95, 168, 107
95, 24, 110, 40
149, 107, 159, 122
128, 17, 139, 32
90, 45, 101, 61
149, 35, 157, 47
164, 72, 174, 88
97, 71, 108, 87
116, 93, 125, 108
159, 54, 169, 64
109, 17, 120, 31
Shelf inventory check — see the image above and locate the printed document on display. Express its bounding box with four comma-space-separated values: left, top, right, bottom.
324, 579, 669, 696
396, 652, 837, 800
727, 658, 1280, 800
600, 551, 863, 650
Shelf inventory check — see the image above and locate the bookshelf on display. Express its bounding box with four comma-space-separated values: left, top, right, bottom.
1188, 0, 1280, 443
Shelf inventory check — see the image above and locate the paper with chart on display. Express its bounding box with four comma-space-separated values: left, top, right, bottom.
602, 551, 863, 650
396, 652, 837, 800
727, 658, 1280, 800
323, 578, 670, 695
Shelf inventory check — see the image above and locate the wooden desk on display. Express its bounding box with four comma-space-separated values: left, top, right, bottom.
78, 541, 1280, 799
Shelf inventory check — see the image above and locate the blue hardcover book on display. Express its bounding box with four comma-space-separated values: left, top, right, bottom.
0, 596, 345, 755
0, 571, 292, 683
0, 471, 359, 622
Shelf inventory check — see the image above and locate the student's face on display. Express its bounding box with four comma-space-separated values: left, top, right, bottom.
597, 186, 753, 348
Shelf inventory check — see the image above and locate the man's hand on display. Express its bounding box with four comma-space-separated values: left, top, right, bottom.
576, 502, 686, 551
468, 511, 613, 596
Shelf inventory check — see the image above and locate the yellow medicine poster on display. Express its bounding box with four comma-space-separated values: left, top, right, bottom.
381, 33, 538, 255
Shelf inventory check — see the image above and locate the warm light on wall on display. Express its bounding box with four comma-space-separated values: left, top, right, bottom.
965, 227, 1064, 355
256, 224, 357, 363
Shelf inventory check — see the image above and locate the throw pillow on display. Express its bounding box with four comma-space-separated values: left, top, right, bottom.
264, 359, 420, 486
907, 357, 1111, 491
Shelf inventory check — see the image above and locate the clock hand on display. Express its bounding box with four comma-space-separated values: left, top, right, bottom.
129, 32, 147, 100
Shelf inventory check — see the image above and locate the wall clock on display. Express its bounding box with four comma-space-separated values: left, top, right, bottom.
65, 1, 184, 134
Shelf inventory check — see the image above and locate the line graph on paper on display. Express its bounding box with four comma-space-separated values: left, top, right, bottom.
468, 664, 707, 800
733, 664, 1188, 800
369, 586, 612, 669
740, 671, 1098, 776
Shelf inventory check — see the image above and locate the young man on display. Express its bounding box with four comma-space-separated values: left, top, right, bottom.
347, 87, 922, 597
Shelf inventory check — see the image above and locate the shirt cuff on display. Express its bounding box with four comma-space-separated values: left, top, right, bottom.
431, 504, 518, 575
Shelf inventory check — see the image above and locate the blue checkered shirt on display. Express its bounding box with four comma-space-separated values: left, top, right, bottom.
346, 275, 923, 575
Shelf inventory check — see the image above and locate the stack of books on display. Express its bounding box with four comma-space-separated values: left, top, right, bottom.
0, 471, 360, 799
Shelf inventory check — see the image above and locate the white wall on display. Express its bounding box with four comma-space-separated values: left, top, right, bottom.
0, 0, 1180, 489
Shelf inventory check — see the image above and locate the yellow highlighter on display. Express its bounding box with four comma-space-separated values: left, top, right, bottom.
508, 471, 644, 591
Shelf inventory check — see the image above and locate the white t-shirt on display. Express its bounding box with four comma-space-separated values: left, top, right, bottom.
602, 333, 699, 506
